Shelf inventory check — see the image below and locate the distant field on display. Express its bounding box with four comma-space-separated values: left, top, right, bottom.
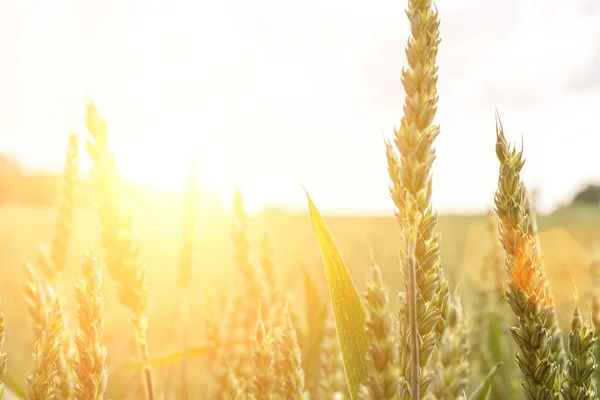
0, 202, 598, 397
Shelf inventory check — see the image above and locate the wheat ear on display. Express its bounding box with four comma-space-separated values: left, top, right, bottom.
249, 306, 276, 400
358, 263, 401, 399
429, 290, 470, 399
73, 251, 108, 400
561, 306, 597, 399
279, 304, 309, 400
493, 113, 560, 399
45, 133, 79, 281
316, 306, 346, 399
26, 298, 65, 400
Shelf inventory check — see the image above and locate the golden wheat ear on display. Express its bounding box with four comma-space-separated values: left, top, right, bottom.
279, 304, 309, 400
493, 112, 561, 398
73, 251, 108, 400
385, 0, 449, 397
248, 306, 276, 400
358, 263, 401, 400
26, 298, 65, 400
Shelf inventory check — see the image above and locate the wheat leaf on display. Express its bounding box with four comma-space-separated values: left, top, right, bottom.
303, 187, 369, 400
470, 362, 503, 400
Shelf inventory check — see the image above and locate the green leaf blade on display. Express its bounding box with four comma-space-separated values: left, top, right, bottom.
304, 188, 369, 400
470, 362, 503, 400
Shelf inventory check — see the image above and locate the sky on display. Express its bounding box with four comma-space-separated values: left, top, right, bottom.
0, 0, 599, 214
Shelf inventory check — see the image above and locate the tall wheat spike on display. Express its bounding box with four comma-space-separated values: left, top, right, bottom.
493, 114, 560, 398
85, 102, 154, 400
385, 0, 449, 396
73, 251, 108, 400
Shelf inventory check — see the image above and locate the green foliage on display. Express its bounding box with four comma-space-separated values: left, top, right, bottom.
304, 188, 369, 400
469, 363, 503, 400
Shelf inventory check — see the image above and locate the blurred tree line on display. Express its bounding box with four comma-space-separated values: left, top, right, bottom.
0, 154, 73, 205
1, 152, 599, 210
0, 154, 189, 210
571, 184, 600, 208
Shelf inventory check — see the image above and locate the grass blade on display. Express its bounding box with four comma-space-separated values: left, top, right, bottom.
303, 187, 369, 399
469, 362, 503, 400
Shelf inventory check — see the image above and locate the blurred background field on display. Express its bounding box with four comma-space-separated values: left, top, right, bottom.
1, 160, 599, 396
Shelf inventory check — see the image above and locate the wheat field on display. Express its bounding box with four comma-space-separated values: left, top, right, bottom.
2, 0, 600, 399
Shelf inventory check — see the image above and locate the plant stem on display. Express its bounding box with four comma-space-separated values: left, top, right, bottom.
407, 222, 420, 400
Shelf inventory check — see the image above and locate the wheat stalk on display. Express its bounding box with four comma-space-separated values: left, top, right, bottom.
85, 101, 154, 400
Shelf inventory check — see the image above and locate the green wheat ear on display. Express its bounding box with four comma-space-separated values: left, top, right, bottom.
561, 305, 597, 399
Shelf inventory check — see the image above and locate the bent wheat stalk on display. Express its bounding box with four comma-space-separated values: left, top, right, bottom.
85, 101, 154, 400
